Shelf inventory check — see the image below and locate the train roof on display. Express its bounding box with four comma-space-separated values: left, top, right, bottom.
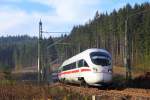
60, 48, 111, 67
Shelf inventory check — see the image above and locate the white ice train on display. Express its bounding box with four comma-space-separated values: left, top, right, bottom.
58, 48, 112, 86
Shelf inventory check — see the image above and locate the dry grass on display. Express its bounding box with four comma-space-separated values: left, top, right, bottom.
0, 80, 149, 100
0, 82, 91, 100
0, 82, 50, 100
0, 66, 149, 100
113, 66, 145, 78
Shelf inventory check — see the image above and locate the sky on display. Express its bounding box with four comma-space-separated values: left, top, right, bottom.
0, 0, 150, 37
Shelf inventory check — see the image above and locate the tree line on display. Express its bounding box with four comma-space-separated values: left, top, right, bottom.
58, 2, 150, 71
0, 36, 57, 71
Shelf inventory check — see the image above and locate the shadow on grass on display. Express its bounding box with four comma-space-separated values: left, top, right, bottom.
129, 72, 150, 89
112, 72, 150, 89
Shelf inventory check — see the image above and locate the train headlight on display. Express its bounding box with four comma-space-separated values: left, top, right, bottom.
108, 69, 112, 73
93, 67, 98, 72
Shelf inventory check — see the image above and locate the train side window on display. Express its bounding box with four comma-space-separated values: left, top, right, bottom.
63, 65, 67, 71
70, 62, 76, 69
63, 62, 76, 71
78, 60, 83, 68
83, 60, 89, 67
63, 65, 69, 71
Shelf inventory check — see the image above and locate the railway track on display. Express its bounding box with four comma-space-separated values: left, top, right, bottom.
51, 82, 150, 99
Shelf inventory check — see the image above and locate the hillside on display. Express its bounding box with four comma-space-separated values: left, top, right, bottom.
0, 36, 57, 71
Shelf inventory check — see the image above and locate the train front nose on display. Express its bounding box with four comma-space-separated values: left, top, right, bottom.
103, 72, 112, 83
85, 68, 112, 85
101, 67, 112, 82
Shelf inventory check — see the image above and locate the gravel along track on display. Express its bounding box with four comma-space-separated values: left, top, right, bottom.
51, 83, 150, 99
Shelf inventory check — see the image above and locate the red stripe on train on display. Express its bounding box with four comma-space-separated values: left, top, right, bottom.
81, 69, 91, 72
60, 69, 79, 75
71, 69, 79, 73
59, 68, 91, 76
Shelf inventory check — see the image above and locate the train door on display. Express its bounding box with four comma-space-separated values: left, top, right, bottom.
77, 59, 90, 84
76, 60, 83, 83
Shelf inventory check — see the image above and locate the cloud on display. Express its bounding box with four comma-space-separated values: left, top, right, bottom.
30, 0, 101, 22
2, 0, 147, 37
0, 0, 21, 3
0, 7, 71, 37
0, 0, 102, 37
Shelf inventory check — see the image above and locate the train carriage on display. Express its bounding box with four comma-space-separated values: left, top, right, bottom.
58, 48, 112, 86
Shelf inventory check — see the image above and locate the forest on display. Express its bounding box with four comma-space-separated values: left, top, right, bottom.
0, 2, 149, 72
0, 36, 57, 71
60, 2, 150, 71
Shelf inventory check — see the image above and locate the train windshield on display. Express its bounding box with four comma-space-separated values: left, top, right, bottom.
90, 52, 111, 66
